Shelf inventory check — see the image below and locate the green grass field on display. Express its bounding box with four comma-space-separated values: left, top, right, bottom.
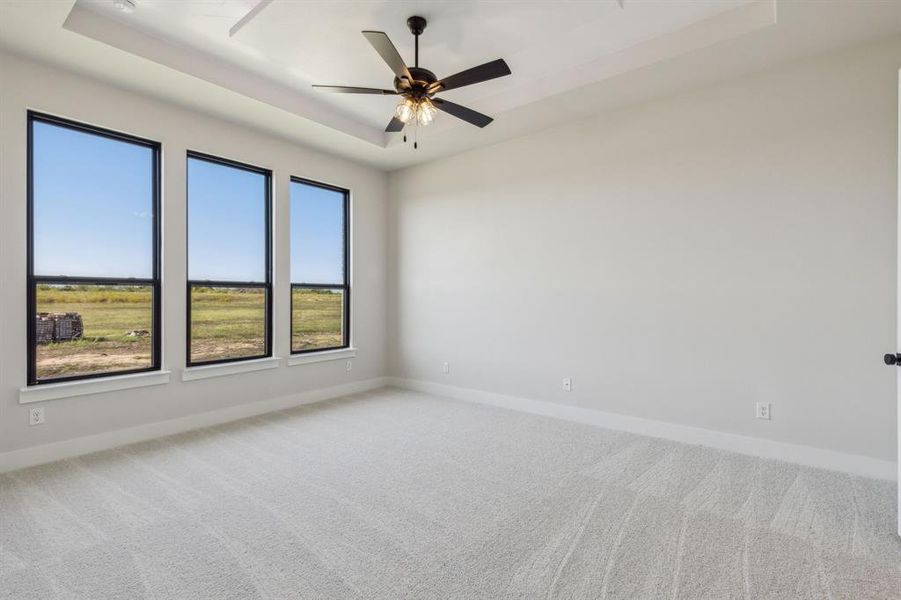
35, 285, 344, 380
189, 286, 266, 363
291, 288, 344, 352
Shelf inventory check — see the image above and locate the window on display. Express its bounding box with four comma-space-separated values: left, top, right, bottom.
290, 178, 350, 354
27, 112, 161, 385
187, 152, 271, 365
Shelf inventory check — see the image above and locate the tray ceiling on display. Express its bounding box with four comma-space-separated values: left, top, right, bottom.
1, 1, 899, 169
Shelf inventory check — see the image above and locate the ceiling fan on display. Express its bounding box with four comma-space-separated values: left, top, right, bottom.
313, 16, 511, 139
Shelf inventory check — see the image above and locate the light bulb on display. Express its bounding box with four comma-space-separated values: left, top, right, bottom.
395, 98, 415, 123
417, 99, 436, 126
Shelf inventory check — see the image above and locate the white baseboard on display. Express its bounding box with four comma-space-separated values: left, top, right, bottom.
388, 377, 898, 482
0, 377, 389, 474
6, 375, 895, 483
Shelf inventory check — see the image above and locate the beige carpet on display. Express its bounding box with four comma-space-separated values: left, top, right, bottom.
1, 387, 899, 599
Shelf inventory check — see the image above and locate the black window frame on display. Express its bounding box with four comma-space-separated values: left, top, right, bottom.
26, 111, 162, 386
289, 176, 351, 355
185, 151, 273, 367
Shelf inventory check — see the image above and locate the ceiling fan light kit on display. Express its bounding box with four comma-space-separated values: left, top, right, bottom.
395, 97, 436, 126
313, 15, 511, 148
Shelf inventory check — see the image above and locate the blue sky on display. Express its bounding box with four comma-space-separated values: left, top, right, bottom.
290, 181, 345, 284
187, 157, 267, 282
33, 121, 154, 279
34, 120, 344, 284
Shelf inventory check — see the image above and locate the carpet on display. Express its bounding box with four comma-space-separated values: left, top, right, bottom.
2, 387, 899, 599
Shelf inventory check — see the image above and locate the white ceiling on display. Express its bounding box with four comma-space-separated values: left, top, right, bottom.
1, 1, 900, 170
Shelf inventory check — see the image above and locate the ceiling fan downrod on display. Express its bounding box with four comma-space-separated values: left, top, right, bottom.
407, 16, 426, 68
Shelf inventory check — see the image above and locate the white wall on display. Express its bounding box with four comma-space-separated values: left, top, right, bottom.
0, 52, 389, 455
389, 37, 901, 462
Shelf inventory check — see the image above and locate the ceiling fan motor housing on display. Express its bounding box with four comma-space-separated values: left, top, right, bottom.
395, 67, 438, 97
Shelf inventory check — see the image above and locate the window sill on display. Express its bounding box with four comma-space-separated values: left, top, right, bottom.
19, 370, 171, 404
182, 357, 282, 382
287, 347, 356, 367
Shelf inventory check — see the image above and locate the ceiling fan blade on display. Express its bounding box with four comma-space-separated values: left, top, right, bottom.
386, 116, 405, 132
362, 31, 413, 82
432, 98, 493, 128
429, 59, 511, 93
312, 85, 397, 95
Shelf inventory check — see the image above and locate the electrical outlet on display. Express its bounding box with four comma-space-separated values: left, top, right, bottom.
442, 362, 450, 375
345, 360, 353, 372
562, 378, 572, 392
755, 402, 771, 420
29, 407, 45, 426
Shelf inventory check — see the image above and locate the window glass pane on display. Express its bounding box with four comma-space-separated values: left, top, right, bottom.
35, 284, 153, 381
290, 181, 345, 284
188, 157, 267, 282
32, 121, 154, 278
292, 287, 344, 352
190, 286, 266, 363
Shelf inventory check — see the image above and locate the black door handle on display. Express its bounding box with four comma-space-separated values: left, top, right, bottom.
884, 353, 901, 365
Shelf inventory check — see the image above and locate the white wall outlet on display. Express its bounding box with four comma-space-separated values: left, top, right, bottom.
442, 362, 450, 375
755, 402, 771, 420
562, 378, 572, 392
29, 407, 45, 426
345, 360, 353, 372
